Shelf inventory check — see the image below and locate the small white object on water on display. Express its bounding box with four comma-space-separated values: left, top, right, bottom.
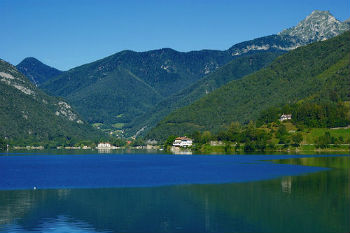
33, 186, 37, 190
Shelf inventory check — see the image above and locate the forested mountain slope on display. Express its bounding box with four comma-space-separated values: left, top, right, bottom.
40, 48, 235, 124
0, 59, 103, 145
126, 51, 284, 136
146, 32, 350, 140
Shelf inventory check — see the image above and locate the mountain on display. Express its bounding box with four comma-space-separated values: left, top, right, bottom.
0, 59, 102, 145
40, 10, 349, 133
16, 57, 62, 86
38, 40, 295, 129
125, 51, 284, 137
40, 49, 236, 126
279, 10, 349, 42
145, 32, 350, 140
126, 10, 350, 137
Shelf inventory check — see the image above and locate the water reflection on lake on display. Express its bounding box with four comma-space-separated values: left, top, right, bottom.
0, 155, 349, 232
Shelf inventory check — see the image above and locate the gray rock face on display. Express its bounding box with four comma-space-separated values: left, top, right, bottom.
279, 10, 349, 42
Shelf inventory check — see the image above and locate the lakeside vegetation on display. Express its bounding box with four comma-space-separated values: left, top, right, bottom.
163, 97, 350, 153
184, 123, 350, 154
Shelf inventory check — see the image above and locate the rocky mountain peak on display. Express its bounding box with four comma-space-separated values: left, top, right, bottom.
278, 10, 349, 42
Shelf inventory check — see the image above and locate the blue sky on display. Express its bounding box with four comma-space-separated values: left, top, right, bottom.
1, 0, 349, 70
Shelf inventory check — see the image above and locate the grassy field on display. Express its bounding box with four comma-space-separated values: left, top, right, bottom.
303, 127, 350, 144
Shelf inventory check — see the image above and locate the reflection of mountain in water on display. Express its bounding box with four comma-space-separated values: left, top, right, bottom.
0, 156, 349, 232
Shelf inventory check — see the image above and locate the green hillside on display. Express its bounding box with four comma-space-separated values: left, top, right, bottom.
146, 32, 350, 140
0, 59, 103, 146
41, 49, 235, 125
126, 51, 284, 137
57, 66, 163, 124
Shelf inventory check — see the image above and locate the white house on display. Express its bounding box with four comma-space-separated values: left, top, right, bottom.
97, 142, 112, 149
173, 137, 193, 147
280, 114, 292, 121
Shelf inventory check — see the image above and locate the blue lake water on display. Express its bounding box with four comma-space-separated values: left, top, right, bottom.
0, 152, 349, 232
0, 153, 331, 190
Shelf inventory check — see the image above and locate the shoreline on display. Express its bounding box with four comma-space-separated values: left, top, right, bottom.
2, 146, 349, 156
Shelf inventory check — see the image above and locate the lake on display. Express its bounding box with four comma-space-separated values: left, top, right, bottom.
0, 152, 349, 232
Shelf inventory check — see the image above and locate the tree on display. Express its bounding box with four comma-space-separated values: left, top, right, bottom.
244, 139, 255, 152
111, 138, 126, 147
191, 131, 202, 143
291, 133, 303, 147
201, 131, 212, 144
245, 121, 257, 141
315, 132, 335, 148
164, 135, 177, 148
130, 138, 145, 147
227, 122, 242, 142
0, 138, 6, 150
216, 130, 229, 142
256, 106, 280, 126
255, 138, 267, 151
276, 124, 288, 139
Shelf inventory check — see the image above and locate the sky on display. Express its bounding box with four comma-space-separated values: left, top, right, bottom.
1, 0, 349, 70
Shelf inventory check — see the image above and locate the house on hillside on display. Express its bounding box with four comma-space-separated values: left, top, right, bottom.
280, 114, 292, 122
173, 137, 193, 147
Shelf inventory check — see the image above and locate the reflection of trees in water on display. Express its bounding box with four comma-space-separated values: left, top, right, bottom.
0, 189, 70, 228
181, 156, 350, 232
0, 190, 39, 225
0, 156, 348, 232
281, 176, 292, 194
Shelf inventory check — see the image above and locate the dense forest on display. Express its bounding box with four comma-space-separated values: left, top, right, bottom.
257, 101, 349, 128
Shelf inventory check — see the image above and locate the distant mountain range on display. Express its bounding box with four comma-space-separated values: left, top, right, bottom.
0, 59, 102, 144
145, 32, 350, 140
16, 57, 62, 86
13, 10, 350, 139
